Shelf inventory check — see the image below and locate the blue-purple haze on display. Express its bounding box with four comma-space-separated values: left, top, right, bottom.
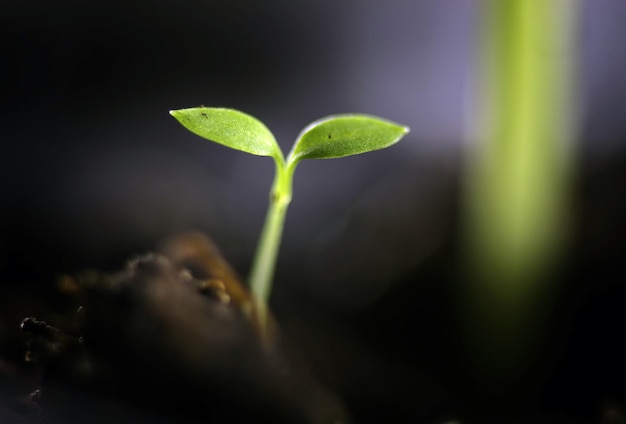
1, 0, 625, 308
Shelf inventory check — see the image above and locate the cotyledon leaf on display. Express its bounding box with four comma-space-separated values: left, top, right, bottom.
170, 107, 283, 160
287, 114, 409, 165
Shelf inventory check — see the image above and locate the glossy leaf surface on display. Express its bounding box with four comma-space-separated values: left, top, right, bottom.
170, 107, 281, 159
288, 114, 409, 164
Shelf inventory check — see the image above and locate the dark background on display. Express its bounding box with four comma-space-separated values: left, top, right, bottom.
1, 0, 626, 422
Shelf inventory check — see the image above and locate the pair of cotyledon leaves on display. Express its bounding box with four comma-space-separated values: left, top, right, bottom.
169, 107, 409, 167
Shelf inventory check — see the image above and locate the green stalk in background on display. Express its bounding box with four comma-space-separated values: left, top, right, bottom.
463, 0, 579, 386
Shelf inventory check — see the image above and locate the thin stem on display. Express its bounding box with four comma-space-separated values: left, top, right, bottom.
248, 158, 294, 330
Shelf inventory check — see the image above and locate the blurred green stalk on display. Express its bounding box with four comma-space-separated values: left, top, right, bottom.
463, 0, 579, 384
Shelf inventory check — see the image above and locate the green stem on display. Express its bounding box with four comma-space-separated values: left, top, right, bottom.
249, 159, 294, 314
462, 0, 578, 384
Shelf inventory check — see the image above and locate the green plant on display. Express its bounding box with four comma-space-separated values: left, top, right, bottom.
170, 107, 409, 330
463, 0, 578, 383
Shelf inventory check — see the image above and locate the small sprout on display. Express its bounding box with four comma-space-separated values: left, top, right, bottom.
170, 107, 409, 333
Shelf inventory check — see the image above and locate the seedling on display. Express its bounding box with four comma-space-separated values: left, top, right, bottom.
170, 107, 409, 330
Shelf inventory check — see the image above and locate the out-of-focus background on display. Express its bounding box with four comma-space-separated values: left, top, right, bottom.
0, 0, 475, 282
1, 0, 626, 422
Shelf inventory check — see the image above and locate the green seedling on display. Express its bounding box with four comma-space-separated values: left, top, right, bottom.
170, 107, 409, 330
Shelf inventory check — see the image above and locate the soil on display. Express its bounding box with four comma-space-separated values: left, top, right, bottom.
0, 233, 350, 424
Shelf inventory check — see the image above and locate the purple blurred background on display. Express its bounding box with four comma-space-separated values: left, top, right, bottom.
0, 0, 479, 296
2, 0, 625, 303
